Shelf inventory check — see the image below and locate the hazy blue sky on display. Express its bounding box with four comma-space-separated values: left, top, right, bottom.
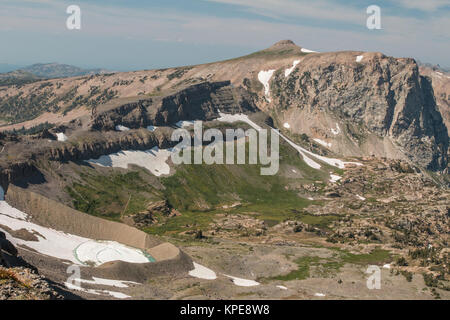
1, 0, 449, 71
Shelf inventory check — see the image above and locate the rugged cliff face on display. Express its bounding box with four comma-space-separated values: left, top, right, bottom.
269, 51, 448, 171
0, 81, 260, 188
419, 65, 450, 135
0, 42, 448, 179
153, 81, 256, 124
91, 81, 257, 131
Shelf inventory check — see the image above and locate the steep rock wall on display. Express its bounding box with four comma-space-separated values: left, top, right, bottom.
270, 52, 448, 170
91, 81, 257, 131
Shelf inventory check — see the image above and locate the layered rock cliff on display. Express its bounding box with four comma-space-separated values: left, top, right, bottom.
91, 81, 256, 131
0, 81, 259, 188
269, 51, 448, 171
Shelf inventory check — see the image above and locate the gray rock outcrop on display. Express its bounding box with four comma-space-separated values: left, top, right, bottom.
270, 51, 448, 170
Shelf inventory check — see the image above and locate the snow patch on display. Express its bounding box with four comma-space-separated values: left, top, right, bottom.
313, 138, 332, 148
56, 133, 68, 142
216, 111, 262, 131
314, 293, 326, 297
277, 285, 288, 290
87, 146, 172, 177
75, 240, 151, 266
356, 55, 364, 62
64, 282, 131, 299
107, 291, 132, 299
115, 125, 130, 132
308, 197, 314, 201
277, 131, 362, 170
301, 48, 318, 53
276, 132, 322, 169
224, 274, 260, 287
175, 120, 195, 128
330, 174, 342, 183
356, 195, 366, 201
331, 123, 341, 135
285, 60, 300, 77
189, 262, 217, 280
283, 123, 291, 129
258, 69, 275, 102
78, 277, 139, 288
0, 201, 28, 220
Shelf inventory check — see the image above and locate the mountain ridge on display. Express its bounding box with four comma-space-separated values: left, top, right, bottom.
0, 40, 448, 171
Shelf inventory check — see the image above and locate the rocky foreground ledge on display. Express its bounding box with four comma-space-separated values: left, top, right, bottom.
1, 231, 62, 300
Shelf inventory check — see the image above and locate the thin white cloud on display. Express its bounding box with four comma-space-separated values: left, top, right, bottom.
207, 0, 450, 14
205, 0, 364, 24
393, 0, 449, 12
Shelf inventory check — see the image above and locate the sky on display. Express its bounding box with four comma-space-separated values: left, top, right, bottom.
0, 0, 449, 71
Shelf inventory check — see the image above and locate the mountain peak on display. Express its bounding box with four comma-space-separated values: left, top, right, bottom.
269, 40, 298, 49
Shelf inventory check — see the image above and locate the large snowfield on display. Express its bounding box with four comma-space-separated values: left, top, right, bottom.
0, 192, 152, 267
0, 186, 151, 299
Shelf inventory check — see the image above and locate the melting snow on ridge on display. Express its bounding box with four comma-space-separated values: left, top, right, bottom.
189, 262, 217, 280
356, 55, 364, 62
0, 200, 152, 266
216, 112, 362, 170
313, 138, 332, 148
87, 146, 172, 177
258, 69, 275, 102
285, 60, 300, 77
115, 125, 130, 132
301, 48, 318, 53
224, 274, 260, 287
331, 123, 341, 135
278, 131, 361, 170
56, 133, 68, 142
216, 111, 262, 131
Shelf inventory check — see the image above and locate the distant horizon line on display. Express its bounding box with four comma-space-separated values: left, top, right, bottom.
1, 56, 449, 74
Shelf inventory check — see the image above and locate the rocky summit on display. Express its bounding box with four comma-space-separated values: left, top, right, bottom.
0, 40, 449, 301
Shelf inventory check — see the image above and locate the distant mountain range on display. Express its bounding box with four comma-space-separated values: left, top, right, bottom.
417, 61, 450, 72
0, 63, 23, 73
0, 70, 41, 86
0, 63, 111, 85
19, 63, 111, 79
